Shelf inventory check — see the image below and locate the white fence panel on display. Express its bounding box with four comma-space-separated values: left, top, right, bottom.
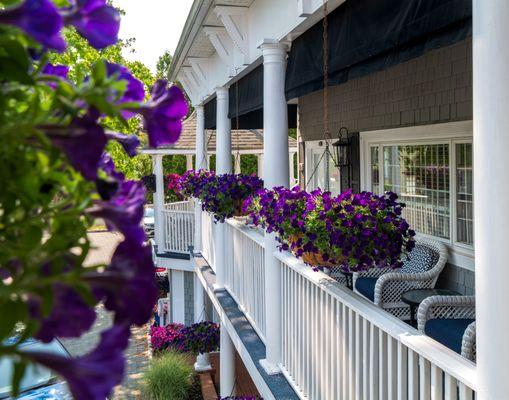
276, 251, 477, 400
163, 208, 195, 254
224, 220, 266, 341
201, 211, 216, 271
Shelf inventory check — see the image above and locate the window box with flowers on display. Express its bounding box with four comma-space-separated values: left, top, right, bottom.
245, 187, 415, 272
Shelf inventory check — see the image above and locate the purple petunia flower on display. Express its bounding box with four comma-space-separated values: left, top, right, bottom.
0, 0, 66, 51
138, 81, 188, 148
105, 131, 140, 156
87, 239, 157, 325
26, 323, 130, 400
28, 284, 96, 343
105, 63, 145, 116
41, 63, 69, 88
50, 113, 107, 180
88, 179, 146, 244
99, 152, 125, 182
64, 0, 120, 49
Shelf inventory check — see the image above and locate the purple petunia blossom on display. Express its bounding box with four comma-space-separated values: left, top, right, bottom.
64, 0, 120, 49
28, 284, 96, 343
105, 131, 140, 157
26, 324, 130, 400
105, 62, 145, 118
138, 81, 188, 148
41, 63, 69, 88
0, 0, 66, 51
88, 179, 146, 244
50, 113, 107, 181
99, 152, 125, 182
86, 239, 157, 325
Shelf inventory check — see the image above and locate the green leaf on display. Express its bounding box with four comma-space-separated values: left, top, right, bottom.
0, 56, 32, 84
11, 361, 27, 398
91, 60, 107, 84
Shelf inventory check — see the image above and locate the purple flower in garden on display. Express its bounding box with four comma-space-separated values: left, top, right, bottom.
27, 324, 130, 400
64, 0, 120, 49
87, 239, 157, 325
105, 131, 140, 156
99, 152, 125, 182
105, 62, 145, 118
50, 113, 107, 181
29, 284, 96, 343
88, 179, 146, 244
0, 0, 65, 51
139, 81, 188, 148
41, 63, 69, 88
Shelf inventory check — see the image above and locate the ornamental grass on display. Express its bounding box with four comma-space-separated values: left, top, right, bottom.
245, 187, 416, 272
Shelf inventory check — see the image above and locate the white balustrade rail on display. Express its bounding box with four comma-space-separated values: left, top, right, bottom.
163, 201, 195, 253
201, 211, 217, 271
276, 251, 477, 400
224, 219, 266, 341
165, 199, 195, 212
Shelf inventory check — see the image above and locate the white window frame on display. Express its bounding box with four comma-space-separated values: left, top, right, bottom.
360, 120, 475, 271
304, 140, 341, 194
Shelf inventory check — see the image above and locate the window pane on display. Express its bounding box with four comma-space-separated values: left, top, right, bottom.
456, 143, 473, 245
328, 154, 341, 195
383, 144, 450, 239
370, 146, 380, 193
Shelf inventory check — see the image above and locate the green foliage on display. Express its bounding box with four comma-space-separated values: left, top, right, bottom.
156, 50, 172, 80
143, 351, 195, 400
49, 25, 155, 179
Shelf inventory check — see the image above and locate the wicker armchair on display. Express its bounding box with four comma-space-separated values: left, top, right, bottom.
353, 238, 448, 320
417, 295, 476, 361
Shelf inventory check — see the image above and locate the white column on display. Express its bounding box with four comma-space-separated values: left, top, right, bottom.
215, 87, 232, 174
234, 153, 242, 174
195, 105, 206, 253
171, 270, 186, 324
153, 154, 166, 252
260, 40, 289, 375
186, 154, 193, 171
220, 322, 236, 396
473, 1, 509, 398
214, 87, 231, 289
257, 154, 264, 178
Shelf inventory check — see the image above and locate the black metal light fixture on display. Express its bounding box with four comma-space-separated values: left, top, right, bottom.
332, 127, 352, 168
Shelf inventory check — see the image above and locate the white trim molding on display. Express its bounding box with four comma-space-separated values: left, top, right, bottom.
359, 120, 475, 271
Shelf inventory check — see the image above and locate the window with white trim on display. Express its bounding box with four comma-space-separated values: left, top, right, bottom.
361, 122, 473, 252
305, 140, 341, 195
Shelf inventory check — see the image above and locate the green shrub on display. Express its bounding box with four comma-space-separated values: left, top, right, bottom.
144, 351, 195, 400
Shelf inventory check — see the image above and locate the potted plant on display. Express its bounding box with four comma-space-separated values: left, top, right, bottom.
166, 173, 184, 201
180, 170, 263, 222
245, 188, 416, 272
177, 321, 220, 372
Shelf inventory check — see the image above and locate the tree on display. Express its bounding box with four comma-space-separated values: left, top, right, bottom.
156, 49, 172, 80
50, 28, 154, 180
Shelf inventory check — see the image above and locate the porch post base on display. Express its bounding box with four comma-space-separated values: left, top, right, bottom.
259, 359, 281, 375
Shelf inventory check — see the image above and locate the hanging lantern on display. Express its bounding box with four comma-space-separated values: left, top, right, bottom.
332, 127, 351, 168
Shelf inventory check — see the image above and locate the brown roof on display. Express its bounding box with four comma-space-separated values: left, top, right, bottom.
172, 111, 298, 152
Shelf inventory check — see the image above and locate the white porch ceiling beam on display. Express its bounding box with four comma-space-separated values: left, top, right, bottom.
297, 0, 313, 17
214, 6, 249, 65
182, 67, 201, 96
188, 57, 210, 91
178, 74, 198, 105
203, 26, 235, 76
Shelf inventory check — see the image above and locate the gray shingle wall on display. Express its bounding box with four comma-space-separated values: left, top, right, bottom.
437, 264, 475, 295
298, 38, 475, 293
298, 39, 472, 140
184, 271, 194, 325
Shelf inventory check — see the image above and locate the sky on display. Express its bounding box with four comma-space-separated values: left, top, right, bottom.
115, 0, 194, 72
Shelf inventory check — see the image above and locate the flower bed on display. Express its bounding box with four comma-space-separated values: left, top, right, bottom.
179, 170, 263, 222
149, 321, 220, 354
245, 187, 415, 272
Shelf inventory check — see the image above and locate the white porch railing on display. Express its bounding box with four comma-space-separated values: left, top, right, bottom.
224, 219, 266, 341
276, 251, 477, 400
201, 211, 217, 271
163, 200, 195, 253
198, 214, 478, 399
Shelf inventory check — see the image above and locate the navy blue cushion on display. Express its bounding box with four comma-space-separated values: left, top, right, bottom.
355, 277, 378, 302
424, 318, 475, 354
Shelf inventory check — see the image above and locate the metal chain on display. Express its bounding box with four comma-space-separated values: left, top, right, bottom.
322, 0, 330, 143
235, 73, 241, 172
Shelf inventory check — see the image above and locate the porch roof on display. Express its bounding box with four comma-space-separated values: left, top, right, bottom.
141, 111, 297, 155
